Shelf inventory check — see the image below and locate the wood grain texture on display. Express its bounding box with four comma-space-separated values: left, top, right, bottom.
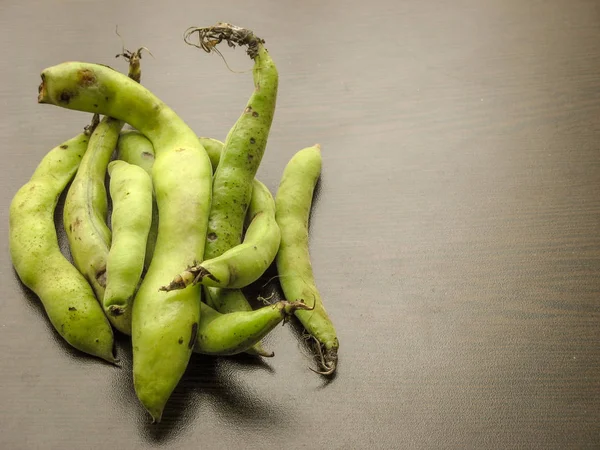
1, 0, 599, 448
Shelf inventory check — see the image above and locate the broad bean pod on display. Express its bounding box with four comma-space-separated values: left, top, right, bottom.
194, 300, 309, 355
275, 145, 339, 375
103, 160, 153, 334
9, 129, 115, 363
185, 24, 278, 358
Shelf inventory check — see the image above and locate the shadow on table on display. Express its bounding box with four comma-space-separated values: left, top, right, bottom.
106, 332, 290, 444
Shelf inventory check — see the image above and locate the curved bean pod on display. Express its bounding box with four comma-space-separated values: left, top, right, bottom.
62, 51, 144, 334
38, 62, 213, 423
275, 145, 339, 375
103, 160, 153, 334
9, 129, 116, 363
193, 24, 278, 262
194, 300, 309, 355
116, 130, 157, 270
163, 179, 280, 290
63, 116, 124, 329
185, 25, 278, 359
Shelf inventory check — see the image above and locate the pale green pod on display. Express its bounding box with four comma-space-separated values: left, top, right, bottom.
9, 131, 115, 363
275, 145, 339, 375
116, 130, 157, 270
119, 131, 274, 358
63, 115, 124, 331
104, 160, 153, 335
194, 300, 309, 355
116, 131, 226, 270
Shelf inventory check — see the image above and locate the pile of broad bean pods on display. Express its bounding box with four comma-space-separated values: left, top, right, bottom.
9, 23, 339, 423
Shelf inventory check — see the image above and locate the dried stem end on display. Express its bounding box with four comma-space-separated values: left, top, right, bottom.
184, 22, 265, 59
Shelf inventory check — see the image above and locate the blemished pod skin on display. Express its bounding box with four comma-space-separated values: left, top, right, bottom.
9, 128, 116, 364
62, 51, 144, 334
185, 24, 279, 358
63, 116, 124, 329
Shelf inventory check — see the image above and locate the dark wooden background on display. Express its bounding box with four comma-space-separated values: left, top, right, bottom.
1, 0, 599, 448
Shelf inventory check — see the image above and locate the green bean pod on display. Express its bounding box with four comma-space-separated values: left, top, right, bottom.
202, 31, 278, 261
116, 130, 157, 270
275, 145, 339, 375
38, 62, 213, 422
62, 53, 144, 333
9, 130, 116, 363
63, 116, 124, 330
162, 179, 280, 290
103, 160, 153, 335
185, 25, 279, 357
194, 300, 310, 355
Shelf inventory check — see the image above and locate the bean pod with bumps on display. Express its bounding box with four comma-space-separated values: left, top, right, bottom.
9, 126, 116, 363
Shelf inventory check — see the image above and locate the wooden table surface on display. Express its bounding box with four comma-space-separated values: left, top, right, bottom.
1, 1, 599, 448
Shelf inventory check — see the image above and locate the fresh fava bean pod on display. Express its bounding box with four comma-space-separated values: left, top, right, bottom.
184, 24, 278, 355
38, 62, 213, 423
116, 130, 158, 270
63, 115, 124, 327
103, 160, 153, 335
9, 124, 116, 363
184, 22, 278, 261
162, 179, 280, 290
275, 145, 339, 376
62, 49, 145, 334
194, 300, 310, 355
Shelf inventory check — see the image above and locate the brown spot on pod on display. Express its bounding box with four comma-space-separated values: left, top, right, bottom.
78, 69, 96, 87
207, 232, 217, 241
250, 137, 256, 144
68, 306, 77, 311
244, 105, 253, 114
252, 111, 259, 117
60, 144, 68, 149
59, 91, 74, 104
